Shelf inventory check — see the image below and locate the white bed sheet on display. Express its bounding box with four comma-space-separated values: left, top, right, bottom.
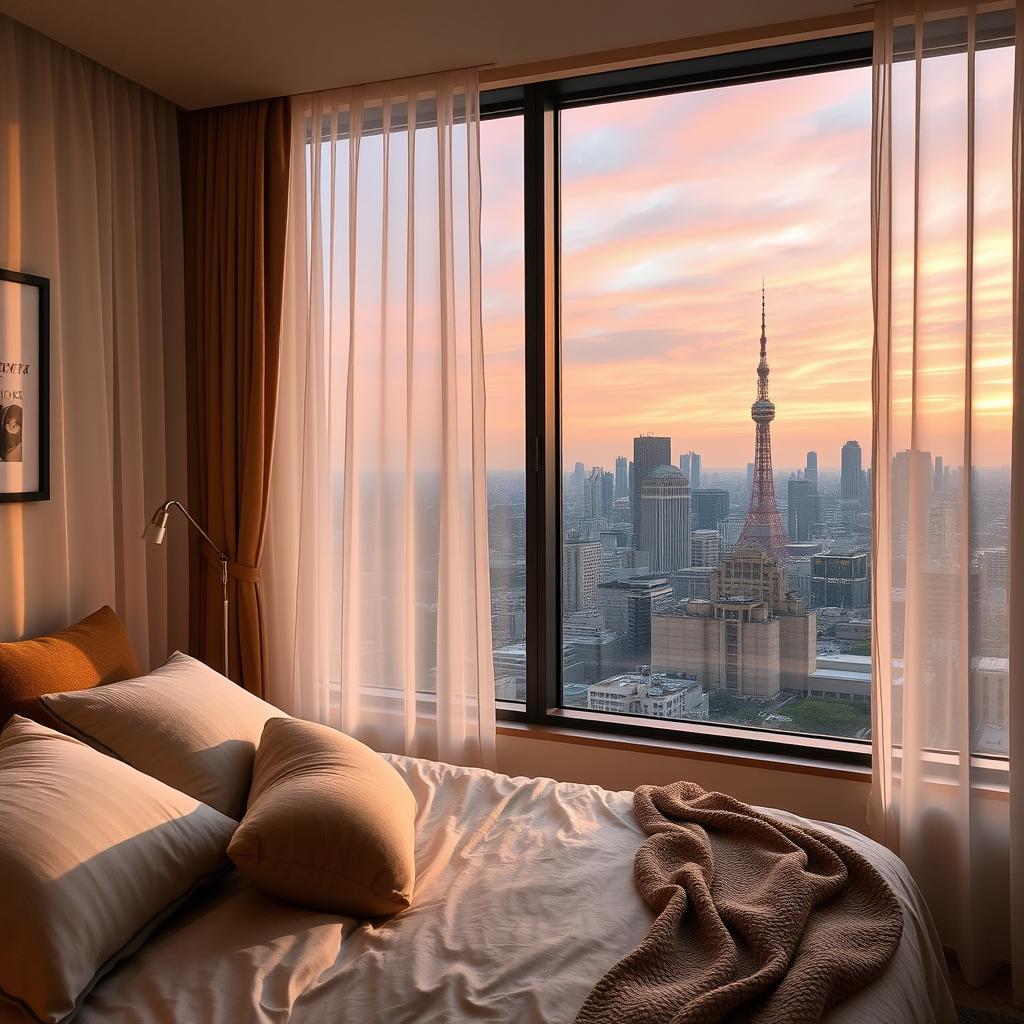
77, 755, 956, 1024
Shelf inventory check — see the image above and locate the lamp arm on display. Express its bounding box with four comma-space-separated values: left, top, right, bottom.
161, 500, 229, 566
152, 499, 230, 677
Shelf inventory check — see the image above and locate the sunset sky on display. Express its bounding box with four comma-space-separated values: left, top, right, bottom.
480, 51, 1013, 473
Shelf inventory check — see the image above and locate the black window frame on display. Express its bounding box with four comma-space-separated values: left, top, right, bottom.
482, 31, 879, 768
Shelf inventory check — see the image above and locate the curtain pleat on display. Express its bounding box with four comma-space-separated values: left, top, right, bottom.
264, 71, 496, 767
182, 100, 290, 695
870, 0, 1020, 995
0, 15, 187, 661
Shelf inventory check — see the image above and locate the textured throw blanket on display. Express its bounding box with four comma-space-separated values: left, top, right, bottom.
575, 782, 903, 1024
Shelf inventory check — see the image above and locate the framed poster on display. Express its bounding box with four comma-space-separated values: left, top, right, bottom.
0, 268, 49, 503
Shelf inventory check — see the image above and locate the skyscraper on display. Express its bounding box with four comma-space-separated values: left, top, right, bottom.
933, 455, 944, 493
690, 529, 720, 568
892, 448, 933, 530
679, 451, 702, 489
583, 467, 602, 519
640, 465, 691, 572
693, 488, 730, 531
805, 451, 818, 489
614, 456, 629, 499
597, 574, 675, 667
737, 288, 787, 562
811, 552, 870, 609
841, 441, 862, 501
787, 478, 818, 542
573, 462, 586, 496
631, 435, 671, 545
562, 531, 603, 613
583, 467, 615, 519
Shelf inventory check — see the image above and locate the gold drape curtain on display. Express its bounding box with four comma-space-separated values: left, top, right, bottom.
182, 99, 290, 696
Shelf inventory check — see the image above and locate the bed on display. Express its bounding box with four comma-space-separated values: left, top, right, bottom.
73, 754, 956, 1024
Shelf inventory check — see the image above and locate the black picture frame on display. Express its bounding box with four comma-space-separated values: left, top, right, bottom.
0, 268, 50, 503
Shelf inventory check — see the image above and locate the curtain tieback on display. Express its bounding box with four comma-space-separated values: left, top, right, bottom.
200, 546, 261, 583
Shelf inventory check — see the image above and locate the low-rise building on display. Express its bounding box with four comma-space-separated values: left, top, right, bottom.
586, 669, 709, 720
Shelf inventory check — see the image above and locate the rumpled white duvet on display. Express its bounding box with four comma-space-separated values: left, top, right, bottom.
77, 755, 956, 1023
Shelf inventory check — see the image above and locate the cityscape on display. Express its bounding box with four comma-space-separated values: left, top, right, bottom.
479, 59, 1012, 756
487, 294, 1011, 754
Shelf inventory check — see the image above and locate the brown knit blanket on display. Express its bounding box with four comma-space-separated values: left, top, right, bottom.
575, 782, 903, 1024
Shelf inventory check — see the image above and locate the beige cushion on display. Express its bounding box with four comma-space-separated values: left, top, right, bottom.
228, 717, 417, 917
40, 651, 283, 820
0, 716, 234, 1024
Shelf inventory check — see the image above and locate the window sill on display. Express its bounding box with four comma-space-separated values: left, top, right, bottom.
496, 712, 872, 782
496, 713, 1010, 798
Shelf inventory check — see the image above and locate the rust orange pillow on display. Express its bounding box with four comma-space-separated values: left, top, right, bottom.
0, 606, 141, 728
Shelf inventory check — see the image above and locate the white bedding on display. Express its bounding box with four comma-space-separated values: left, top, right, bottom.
77, 756, 956, 1023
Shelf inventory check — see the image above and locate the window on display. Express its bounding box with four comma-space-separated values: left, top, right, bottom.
480, 27, 1012, 760
559, 57, 874, 744
481, 113, 526, 702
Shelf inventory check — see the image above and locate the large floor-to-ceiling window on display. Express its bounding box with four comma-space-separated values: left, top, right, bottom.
481, 26, 1012, 759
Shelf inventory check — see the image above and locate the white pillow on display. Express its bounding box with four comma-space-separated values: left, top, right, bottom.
0, 716, 235, 1023
40, 651, 285, 819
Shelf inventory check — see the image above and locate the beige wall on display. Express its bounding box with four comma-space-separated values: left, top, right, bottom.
496, 729, 872, 831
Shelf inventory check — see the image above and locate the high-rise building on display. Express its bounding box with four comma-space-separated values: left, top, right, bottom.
811, 552, 870, 609
562, 532, 603, 613
583, 467, 602, 519
630, 435, 671, 545
652, 549, 816, 697
805, 451, 818, 489
679, 451, 701, 489
719, 514, 746, 553
690, 529, 719, 568
583, 467, 615, 520
614, 456, 629, 499
787, 478, 818, 542
892, 448, 933, 529
693, 488, 730, 531
561, 618, 626, 685
597, 574, 674, 667
979, 546, 1008, 591
640, 465, 691, 572
572, 462, 586, 498
933, 455, 944, 493
928, 503, 958, 554
737, 288, 787, 562
841, 441, 862, 501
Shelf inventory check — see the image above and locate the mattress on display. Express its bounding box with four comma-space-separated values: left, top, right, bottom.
77, 755, 956, 1023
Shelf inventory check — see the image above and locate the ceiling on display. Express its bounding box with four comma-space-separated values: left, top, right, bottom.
0, 0, 859, 110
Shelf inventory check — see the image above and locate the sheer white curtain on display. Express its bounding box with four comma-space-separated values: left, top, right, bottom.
870, 0, 1020, 995
0, 16, 187, 663
265, 70, 496, 767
